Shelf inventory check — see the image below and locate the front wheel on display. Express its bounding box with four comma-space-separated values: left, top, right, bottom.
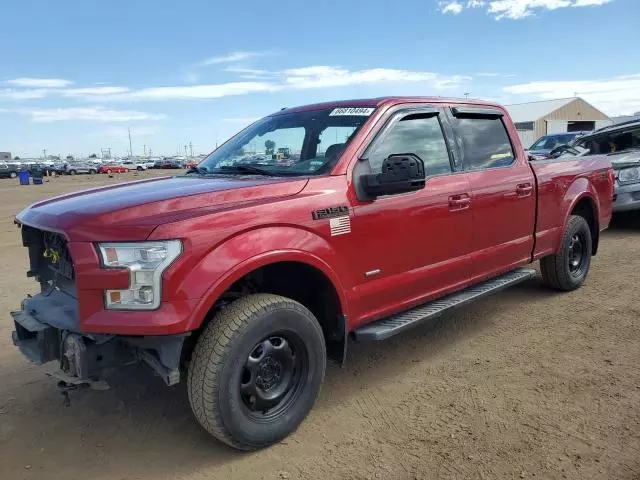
540, 215, 592, 291
9, 172, 17, 178
89, 169, 97, 175
188, 294, 326, 450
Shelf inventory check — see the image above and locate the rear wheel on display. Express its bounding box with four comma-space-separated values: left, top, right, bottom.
9, 172, 17, 178
137, 166, 144, 171
540, 215, 592, 291
106, 169, 112, 175
89, 169, 97, 175
69, 169, 77, 175
188, 294, 326, 450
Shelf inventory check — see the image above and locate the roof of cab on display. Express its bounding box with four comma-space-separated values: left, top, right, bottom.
270, 96, 503, 115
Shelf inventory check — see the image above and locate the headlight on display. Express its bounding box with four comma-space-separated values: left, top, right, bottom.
97, 240, 182, 310
617, 166, 640, 185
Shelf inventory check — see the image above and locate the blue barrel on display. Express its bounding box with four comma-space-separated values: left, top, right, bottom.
18, 170, 30, 185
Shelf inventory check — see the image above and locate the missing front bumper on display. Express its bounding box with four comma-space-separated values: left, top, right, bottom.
11, 292, 188, 386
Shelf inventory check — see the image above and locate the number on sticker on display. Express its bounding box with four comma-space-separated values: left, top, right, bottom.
329, 107, 375, 116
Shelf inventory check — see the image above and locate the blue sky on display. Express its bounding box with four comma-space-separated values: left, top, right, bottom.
1, 0, 638, 158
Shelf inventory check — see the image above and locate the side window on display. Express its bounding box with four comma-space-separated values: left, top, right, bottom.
452, 117, 515, 170
366, 113, 452, 176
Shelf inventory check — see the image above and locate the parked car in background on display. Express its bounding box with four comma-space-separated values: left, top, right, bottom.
98, 163, 128, 174
122, 160, 152, 171
0, 162, 21, 178
152, 157, 164, 168
56, 162, 99, 175
161, 157, 185, 169
527, 131, 590, 159
547, 119, 640, 212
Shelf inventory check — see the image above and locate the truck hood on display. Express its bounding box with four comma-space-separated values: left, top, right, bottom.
16, 175, 308, 241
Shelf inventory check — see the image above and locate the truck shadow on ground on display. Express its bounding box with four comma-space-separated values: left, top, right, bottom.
4, 278, 552, 479
606, 212, 640, 233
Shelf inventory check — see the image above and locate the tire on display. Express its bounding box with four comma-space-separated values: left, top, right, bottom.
69, 169, 77, 175
89, 169, 97, 175
106, 169, 112, 175
188, 294, 326, 451
540, 215, 592, 291
10, 172, 17, 178
137, 166, 143, 171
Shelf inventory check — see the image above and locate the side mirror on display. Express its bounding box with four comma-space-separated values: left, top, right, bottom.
362, 154, 426, 198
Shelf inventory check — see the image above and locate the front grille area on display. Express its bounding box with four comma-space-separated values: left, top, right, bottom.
21, 226, 75, 291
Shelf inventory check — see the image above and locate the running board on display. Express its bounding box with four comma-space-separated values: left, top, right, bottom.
353, 268, 537, 341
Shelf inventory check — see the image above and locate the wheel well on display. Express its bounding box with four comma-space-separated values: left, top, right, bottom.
571, 197, 599, 255
184, 262, 346, 365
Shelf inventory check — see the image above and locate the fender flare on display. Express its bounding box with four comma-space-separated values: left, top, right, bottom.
184, 228, 350, 332
557, 179, 599, 253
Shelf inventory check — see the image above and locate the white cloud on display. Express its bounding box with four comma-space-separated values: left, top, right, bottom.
476, 72, 516, 77
13, 107, 167, 122
64, 86, 132, 96
87, 66, 470, 101
440, 1, 464, 13
6, 77, 73, 88
1, 65, 470, 103
503, 73, 640, 115
127, 81, 280, 100
438, 0, 614, 19
196, 51, 271, 66
282, 66, 469, 90
0, 88, 50, 99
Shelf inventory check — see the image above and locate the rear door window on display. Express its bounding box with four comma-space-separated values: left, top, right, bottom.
451, 116, 515, 170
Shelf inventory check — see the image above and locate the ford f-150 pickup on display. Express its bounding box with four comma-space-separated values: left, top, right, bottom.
10, 97, 614, 450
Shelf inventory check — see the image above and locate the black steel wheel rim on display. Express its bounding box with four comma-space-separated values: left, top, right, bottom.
240, 332, 308, 422
568, 232, 587, 276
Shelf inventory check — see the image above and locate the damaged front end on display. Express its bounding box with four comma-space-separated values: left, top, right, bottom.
11, 224, 187, 391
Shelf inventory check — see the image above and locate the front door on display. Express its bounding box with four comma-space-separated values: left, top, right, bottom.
346, 108, 473, 327
447, 108, 536, 282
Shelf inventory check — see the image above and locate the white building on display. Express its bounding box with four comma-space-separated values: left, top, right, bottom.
505, 97, 612, 149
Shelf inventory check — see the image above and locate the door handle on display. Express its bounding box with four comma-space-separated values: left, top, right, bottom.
448, 194, 471, 211
516, 183, 533, 197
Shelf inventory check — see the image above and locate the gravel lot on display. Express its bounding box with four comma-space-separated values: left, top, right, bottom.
0, 172, 639, 480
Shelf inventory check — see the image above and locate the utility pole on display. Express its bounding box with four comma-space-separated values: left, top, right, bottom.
42, 148, 47, 159
128, 128, 133, 159
464, 92, 470, 99
184, 145, 188, 157
189, 142, 193, 157
143, 144, 147, 156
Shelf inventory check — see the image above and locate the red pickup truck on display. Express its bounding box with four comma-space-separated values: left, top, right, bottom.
11, 97, 613, 450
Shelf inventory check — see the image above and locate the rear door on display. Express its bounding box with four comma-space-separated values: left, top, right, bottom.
447, 107, 536, 282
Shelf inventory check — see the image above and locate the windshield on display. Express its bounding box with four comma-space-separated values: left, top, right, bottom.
194, 107, 373, 176
530, 134, 576, 150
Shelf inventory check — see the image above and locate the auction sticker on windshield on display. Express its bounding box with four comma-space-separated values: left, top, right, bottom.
329, 107, 375, 116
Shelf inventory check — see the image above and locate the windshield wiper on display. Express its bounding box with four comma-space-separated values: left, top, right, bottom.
214, 165, 278, 176
186, 165, 209, 175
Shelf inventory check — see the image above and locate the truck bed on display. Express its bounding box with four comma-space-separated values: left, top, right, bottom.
530, 155, 613, 259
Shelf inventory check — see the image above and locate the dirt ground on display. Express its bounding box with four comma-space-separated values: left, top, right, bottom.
0, 172, 639, 480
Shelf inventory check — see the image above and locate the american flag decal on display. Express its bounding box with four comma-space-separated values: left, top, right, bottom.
330, 215, 351, 236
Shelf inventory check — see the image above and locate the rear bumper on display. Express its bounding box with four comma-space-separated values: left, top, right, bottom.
11, 291, 188, 386
613, 183, 640, 212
